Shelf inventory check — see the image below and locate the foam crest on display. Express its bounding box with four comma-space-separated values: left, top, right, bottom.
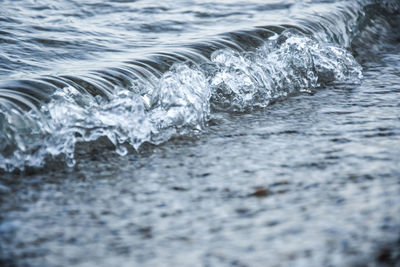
209, 33, 362, 112
0, 64, 211, 171
0, 32, 363, 171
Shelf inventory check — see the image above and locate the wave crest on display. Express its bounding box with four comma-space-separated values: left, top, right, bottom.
209, 32, 362, 112
0, 31, 363, 172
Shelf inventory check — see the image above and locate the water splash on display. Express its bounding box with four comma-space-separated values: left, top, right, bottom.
0, 64, 211, 171
0, 31, 363, 172
209, 32, 362, 112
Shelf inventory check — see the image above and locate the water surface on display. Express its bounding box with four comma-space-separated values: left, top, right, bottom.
0, 0, 400, 266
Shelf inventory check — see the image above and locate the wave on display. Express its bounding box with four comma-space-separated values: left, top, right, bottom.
0, 0, 397, 172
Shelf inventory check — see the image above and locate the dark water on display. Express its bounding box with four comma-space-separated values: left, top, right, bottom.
1, 0, 400, 266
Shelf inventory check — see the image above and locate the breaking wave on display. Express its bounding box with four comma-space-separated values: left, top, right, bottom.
0, 0, 397, 171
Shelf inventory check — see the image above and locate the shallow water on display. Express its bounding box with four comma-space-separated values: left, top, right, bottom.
1, 0, 400, 266
0, 0, 376, 171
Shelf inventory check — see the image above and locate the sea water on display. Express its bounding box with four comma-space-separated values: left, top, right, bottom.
0, 0, 399, 266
